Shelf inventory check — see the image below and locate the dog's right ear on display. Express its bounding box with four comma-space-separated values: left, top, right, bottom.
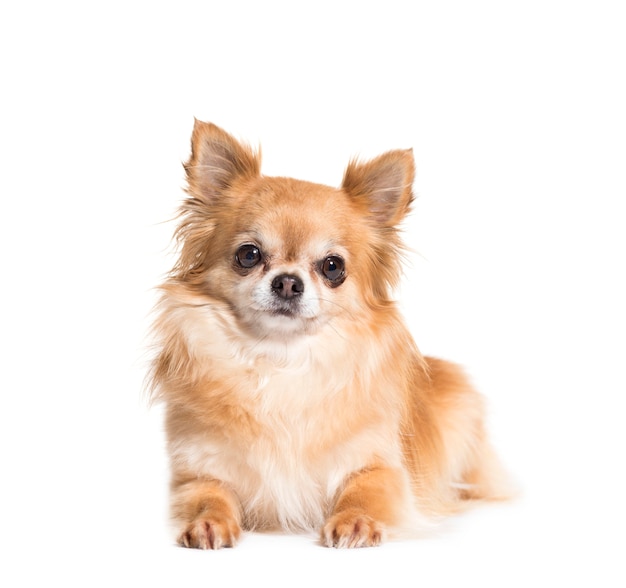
184, 120, 261, 203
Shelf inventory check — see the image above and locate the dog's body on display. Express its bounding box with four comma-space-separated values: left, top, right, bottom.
150, 121, 508, 549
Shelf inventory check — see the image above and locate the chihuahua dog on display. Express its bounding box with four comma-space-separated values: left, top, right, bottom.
149, 120, 509, 549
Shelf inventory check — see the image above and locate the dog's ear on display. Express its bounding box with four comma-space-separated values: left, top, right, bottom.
184, 120, 261, 202
341, 149, 415, 226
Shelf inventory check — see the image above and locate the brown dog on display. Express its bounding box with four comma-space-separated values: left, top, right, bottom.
149, 120, 509, 549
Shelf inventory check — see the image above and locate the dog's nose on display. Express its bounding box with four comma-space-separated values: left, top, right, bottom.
271, 274, 304, 299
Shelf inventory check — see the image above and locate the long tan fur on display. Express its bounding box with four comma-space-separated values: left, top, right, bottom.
149, 120, 509, 549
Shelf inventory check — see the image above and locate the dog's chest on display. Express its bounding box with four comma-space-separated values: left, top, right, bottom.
179, 402, 353, 530
178, 366, 388, 531
176, 309, 396, 529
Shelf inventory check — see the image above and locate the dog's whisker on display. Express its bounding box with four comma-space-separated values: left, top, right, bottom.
313, 297, 357, 321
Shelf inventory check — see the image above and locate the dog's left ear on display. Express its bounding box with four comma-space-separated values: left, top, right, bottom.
184, 119, 261, 204
341, 149, 415, 226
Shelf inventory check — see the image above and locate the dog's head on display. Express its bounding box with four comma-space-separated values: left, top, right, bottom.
173, 120, 415, 339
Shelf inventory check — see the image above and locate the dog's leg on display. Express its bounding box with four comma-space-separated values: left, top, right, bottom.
171, 477, 242, 549
322, 465, 406, 548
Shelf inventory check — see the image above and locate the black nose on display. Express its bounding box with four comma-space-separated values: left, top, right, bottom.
271, 274, 304, 299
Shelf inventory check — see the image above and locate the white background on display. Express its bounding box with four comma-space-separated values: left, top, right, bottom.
1, 1, 625, 586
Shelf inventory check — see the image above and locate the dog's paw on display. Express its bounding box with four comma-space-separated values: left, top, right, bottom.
177, 515, 241, 550
322, 510, 386, 548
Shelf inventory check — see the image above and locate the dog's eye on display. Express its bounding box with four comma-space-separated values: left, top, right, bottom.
235, 244, 262, 268
321, 256, 345, 283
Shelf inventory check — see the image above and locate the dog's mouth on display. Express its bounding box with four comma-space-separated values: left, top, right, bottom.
266, 298, 313, 322
271, 306, 300, 318
246, 298, 321, 336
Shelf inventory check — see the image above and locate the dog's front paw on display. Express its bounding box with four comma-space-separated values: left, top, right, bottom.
322, 509, 386, 548
177, 515, 241, 550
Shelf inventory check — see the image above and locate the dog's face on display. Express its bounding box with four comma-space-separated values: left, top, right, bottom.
174, 121, 415, 340
222, 178, 357, 337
